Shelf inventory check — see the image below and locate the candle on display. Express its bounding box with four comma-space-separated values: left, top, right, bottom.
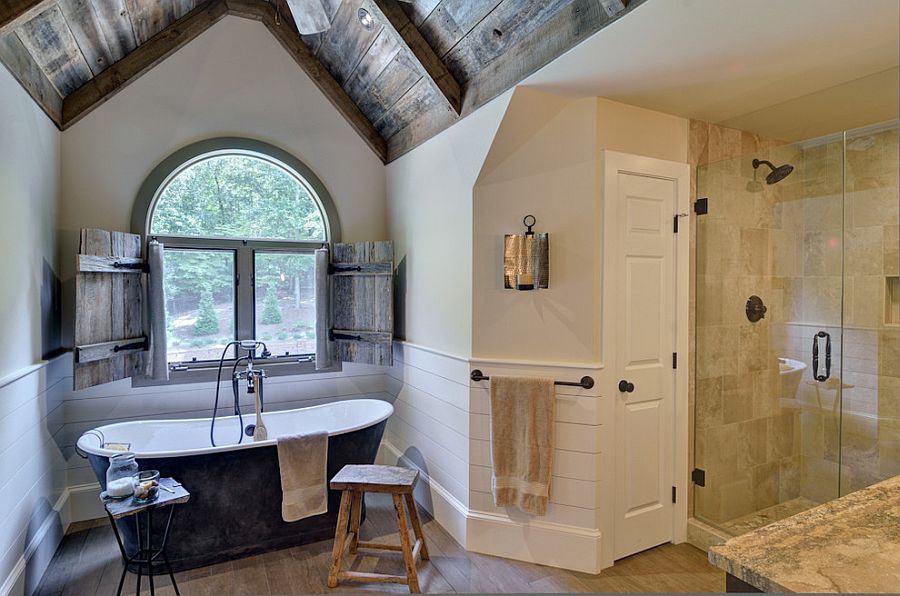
107, 477, 134, 498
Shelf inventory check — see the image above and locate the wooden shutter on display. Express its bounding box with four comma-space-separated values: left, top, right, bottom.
329, 241, 393, 366
74, 229, 146, 390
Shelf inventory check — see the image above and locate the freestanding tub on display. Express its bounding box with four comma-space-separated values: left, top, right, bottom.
76, 399, 392, 571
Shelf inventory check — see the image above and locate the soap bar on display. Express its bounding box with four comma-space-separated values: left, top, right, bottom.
107, 477, 134, 498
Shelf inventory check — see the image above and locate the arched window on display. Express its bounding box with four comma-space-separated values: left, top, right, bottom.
134, 138, 341, 374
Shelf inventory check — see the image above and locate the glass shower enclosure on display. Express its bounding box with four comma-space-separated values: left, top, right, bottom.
693, 120, 900, 536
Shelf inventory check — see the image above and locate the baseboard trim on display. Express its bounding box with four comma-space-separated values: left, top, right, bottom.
377, 440, 606, 574
64, 483, 105, 524
466, 510, 605, 574
376, 440, 468, 547
0, 490, 72, 596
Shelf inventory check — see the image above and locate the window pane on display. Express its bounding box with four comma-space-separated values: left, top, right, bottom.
151, 154, 326, 241
254, 252, 315, 356
164, 249, 235, 362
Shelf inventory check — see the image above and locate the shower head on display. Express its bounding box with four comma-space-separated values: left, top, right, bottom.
752, 159, 794, 185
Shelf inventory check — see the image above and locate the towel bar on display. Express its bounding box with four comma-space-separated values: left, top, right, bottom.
470, 369, 594, 389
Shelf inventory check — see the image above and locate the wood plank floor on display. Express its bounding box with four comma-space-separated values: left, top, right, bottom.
36, 493, 723, 594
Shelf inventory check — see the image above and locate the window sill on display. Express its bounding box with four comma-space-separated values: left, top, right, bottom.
131, 358, 343, 387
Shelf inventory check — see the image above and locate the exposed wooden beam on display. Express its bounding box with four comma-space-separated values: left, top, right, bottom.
0, 0, 54, 38
0, 28, 62, 124
227, 0, 388, 163
386, 0, 646, 162
61, 0, 229, 129
285, 0, 329, 34
365, 0, 460, 115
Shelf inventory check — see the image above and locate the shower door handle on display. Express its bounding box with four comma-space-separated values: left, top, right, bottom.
812, 331, 831, 382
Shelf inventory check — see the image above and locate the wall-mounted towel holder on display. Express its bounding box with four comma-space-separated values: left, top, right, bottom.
470, 369, 594, 389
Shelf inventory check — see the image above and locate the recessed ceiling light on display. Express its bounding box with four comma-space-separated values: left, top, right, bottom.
357, 7, 374, 30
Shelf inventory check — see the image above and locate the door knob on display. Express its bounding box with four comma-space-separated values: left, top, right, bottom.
618, 380, 635, 393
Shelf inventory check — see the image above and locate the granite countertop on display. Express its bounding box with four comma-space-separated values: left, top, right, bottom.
708, 474, 900, 593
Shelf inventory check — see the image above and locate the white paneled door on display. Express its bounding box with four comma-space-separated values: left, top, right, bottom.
607, 155, 684, 561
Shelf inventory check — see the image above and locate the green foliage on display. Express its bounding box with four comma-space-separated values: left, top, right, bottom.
151, 155, 325, 242
164, 249, 234, 305
193, 288, 220, 336
261, 284, 283, 325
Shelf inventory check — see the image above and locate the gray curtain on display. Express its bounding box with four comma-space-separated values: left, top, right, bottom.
314, 247, 333, 370
145, 240, 169, 381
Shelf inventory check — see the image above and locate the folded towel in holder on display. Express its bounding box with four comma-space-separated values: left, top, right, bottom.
277, 431, 329, 522
490, 375, 555, 515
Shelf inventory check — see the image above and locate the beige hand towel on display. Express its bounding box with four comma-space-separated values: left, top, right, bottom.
277, 431, 329, 522
490, 375, 555, 515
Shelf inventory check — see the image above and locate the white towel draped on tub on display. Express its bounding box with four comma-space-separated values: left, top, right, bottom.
277, 431, 329, 522
489, 375, 556, 515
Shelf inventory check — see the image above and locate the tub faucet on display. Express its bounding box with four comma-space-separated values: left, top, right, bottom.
233, 341, 269, 440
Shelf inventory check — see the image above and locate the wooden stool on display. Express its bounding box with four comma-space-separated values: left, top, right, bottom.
328, 464, 430, 593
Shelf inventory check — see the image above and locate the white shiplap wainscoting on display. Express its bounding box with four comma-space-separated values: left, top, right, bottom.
378, 344, 613, 574
467, 358, 611, 574
0, 357, 69, 596
378, 342, 472, 546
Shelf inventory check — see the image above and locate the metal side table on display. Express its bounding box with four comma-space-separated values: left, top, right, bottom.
101, 478, 190, 596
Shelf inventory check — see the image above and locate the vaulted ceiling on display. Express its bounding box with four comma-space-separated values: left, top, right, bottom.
0, 0, 644, 162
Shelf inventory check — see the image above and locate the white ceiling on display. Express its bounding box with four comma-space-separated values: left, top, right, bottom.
524, 0, 900, 140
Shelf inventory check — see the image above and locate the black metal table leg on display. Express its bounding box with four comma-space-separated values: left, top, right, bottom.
147, 508, 156, 595
102, 479, 189, 596
158, 506, 180, 595
135, 512, 143, 595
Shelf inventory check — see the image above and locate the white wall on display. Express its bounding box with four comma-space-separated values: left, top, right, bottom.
0, 65, 67, 596
385, 91, 512, 359
0, 64, 60, 378
473, 89, 601, 363
58, 15, 387, 346
596, 97, 689, 164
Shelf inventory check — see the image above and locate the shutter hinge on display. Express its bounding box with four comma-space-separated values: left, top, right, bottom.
672, 352, 677, 369
694, 197, 709, 215
672, 486, 677, 503
691, 468, 706, 487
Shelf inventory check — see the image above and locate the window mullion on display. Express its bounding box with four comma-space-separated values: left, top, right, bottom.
236, 246, 255, 344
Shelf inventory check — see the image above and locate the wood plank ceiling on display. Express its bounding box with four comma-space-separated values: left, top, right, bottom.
0, 0, 644, 162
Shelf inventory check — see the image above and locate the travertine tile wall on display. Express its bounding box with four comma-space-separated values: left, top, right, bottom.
691, 121, 805, 524
694, 121, 900, 528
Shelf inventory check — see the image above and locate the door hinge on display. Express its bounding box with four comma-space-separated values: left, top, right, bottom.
694, 197, 709, 215
673, 214, 679, 233
691, 468, 706, 487
672, 486, 677, 503
672, 352, 677, 369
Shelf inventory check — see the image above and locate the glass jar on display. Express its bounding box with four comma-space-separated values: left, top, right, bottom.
106, 452, 138, 499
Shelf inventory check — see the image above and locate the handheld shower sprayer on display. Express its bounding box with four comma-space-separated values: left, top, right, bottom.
210, 339, 270, 447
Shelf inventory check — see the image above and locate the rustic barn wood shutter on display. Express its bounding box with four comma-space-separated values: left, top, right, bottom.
329, 241, 394, 366
74, 229, 147, 390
